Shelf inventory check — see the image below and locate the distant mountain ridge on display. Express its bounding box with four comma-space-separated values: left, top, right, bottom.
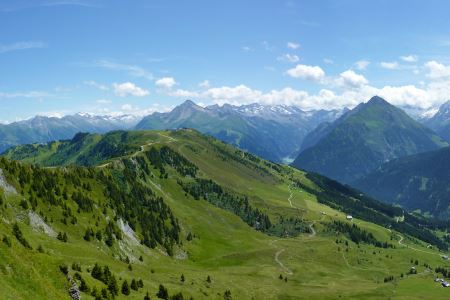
0, 113, 141, 153
292, 96, 448, 184
135, 100, 344, 162
423, 100, 450, 143
354, 146, 450, 220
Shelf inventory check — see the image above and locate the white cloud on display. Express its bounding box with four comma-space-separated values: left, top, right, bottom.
0, 41, 46, 54
425, 60, 450, 80
96, 99, 111, 104
277, 54, 300, 63
287, 42, 300, 50
0, 90, 51, 99
155, 77, 176, 89
204, 85, 263, 105
262, 41, 275, 51
95, 59, 153, 80
242, 46, 252, 52
323, 58, 334, 64
286, 64, 325, 81
375, 85, 429, 108
152, 59, 450, 112
355, 60, 370, 70
121, 104, 134, 111
198, 80, 210, 88
113, 82, 149, 97
380, 61, 399, 70
337, 70, 369, 88
400, 55, 418, 63
168, 89, 200, 98
84, 80, 108, 91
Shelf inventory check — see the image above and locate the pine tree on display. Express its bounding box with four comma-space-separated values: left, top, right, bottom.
206, 275, 211, 283
122, 280, 130, 295
144, 292, 151, 300
156, 284, 168, 299
224, 289, 232, 300
108, 275, 119, 295
79, 277, 89, 292
171, 292, 184, 300
180, 274, 185, 283
2, 235, 11, 247
138, 279, 144, 288
91, 263, 102, 281
59, 264, 69, 275
131, 279, 138, 291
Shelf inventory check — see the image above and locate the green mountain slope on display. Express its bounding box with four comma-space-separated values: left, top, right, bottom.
354, 146, 450, 220
292, 96, 447, 184
1, 129, 450, 299
135, 100, 342, 163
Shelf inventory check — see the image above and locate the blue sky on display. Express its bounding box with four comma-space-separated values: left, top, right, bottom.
2, 0, 450, 122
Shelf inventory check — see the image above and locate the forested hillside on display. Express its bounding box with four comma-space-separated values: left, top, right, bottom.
1, 129, 450, 299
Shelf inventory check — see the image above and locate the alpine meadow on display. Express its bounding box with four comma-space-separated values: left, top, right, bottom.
2, 1, 450, 299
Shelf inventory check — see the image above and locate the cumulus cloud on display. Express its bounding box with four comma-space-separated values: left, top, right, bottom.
354, 60, 370, 70
277, 54, 300, 63
287, 42, 300, 50
400, 55, 418, 63
425, 60, 450, 80
286, 64, 325, 81
323, 58, 334, 64
153, 59, 450, 112
168, 89, 200, 98
337, 70, 369, 88
113, 82, 149, 97
204, 85, 262, 105
155, 77, 176, 89
380, 61, 399, 70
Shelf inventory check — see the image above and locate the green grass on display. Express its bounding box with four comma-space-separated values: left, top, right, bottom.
1, 129, 450, 299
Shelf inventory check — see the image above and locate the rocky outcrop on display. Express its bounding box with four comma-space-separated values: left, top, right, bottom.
67, 275, 81, 300
0, 168, 17, 194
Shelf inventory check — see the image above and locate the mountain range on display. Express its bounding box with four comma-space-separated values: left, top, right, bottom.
292, 96, 448, 184
0, 113, 140, 154
136, 100, 344, 162
0, 102, 343, 163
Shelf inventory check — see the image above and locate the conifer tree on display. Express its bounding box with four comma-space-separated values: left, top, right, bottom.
131, 278, 138, 291
122, 280, 130, 295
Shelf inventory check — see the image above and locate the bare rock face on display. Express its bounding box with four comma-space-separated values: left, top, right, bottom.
67, 275, 81, 300
28, 211, 57, 237
0, 169, 17, 194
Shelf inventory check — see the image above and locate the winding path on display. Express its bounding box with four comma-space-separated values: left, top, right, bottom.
287, 184, 295, 208
274, 249, 293, 275
396, 233, 442, 257
97, 132, 177, 168
309, 223, 316, 237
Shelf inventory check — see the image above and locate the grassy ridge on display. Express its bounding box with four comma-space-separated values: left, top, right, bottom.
1, 129, 450, 299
